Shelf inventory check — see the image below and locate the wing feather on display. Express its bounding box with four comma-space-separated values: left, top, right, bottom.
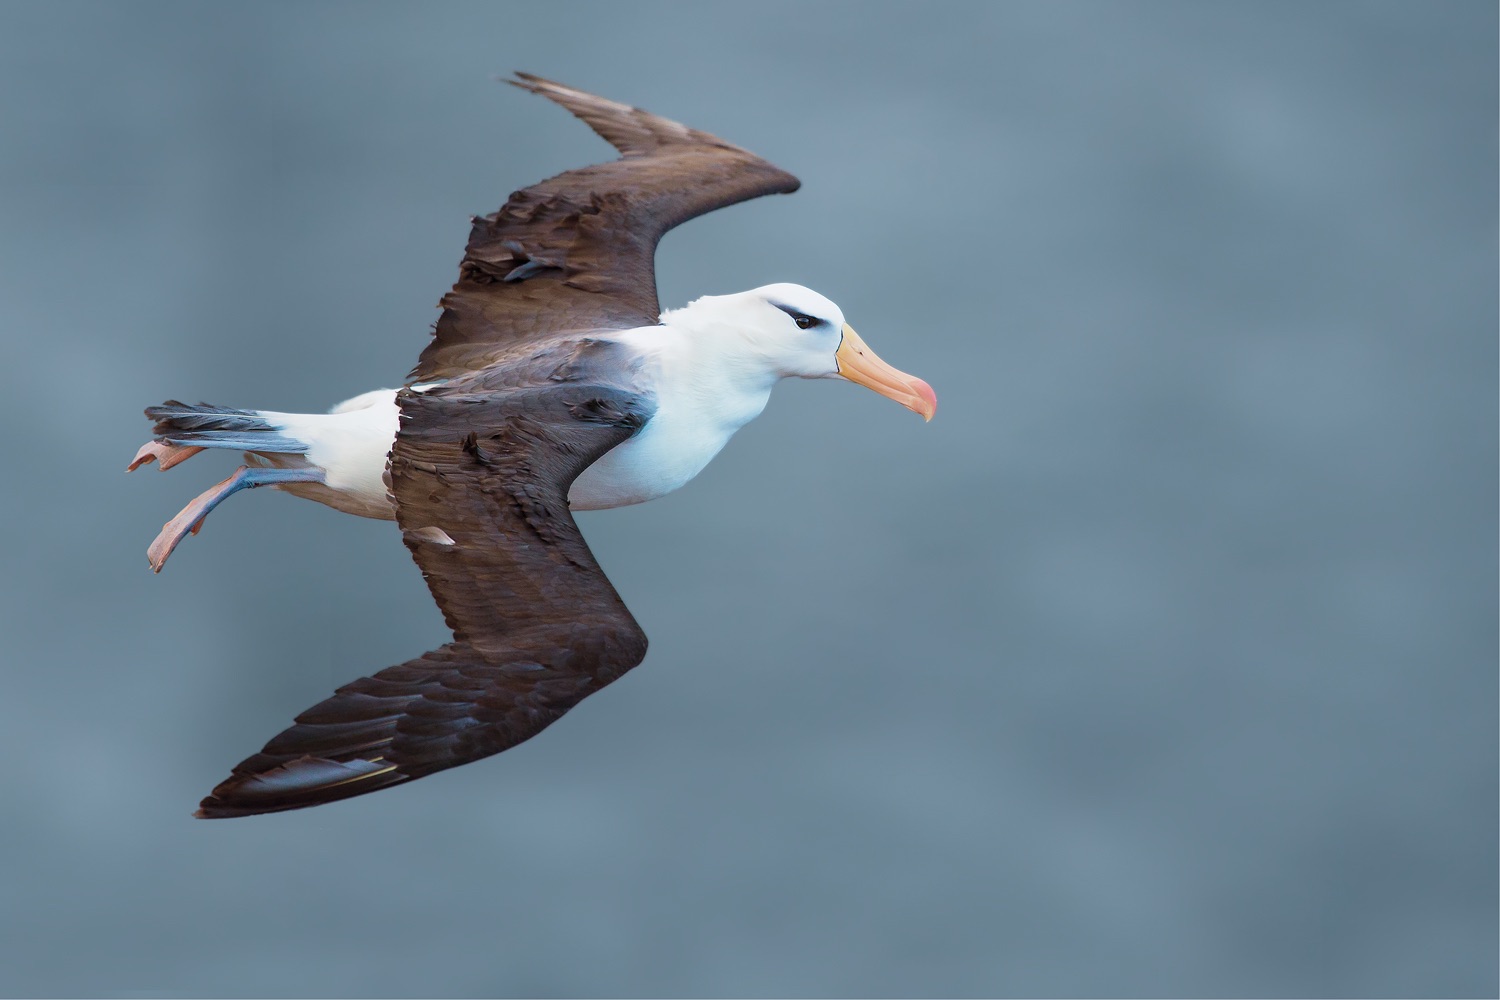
411, 74, 800, 380
196, 372, 652, 818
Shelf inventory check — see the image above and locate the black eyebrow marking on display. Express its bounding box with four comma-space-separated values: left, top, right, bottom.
769, 301, 826, 328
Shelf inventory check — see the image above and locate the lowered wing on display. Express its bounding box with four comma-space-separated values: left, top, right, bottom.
196, 371, 652, 818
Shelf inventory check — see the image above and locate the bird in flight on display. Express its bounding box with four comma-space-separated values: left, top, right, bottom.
130, 74, 936, 818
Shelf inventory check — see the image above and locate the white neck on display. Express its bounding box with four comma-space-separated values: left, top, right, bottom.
644, 297, 785, 428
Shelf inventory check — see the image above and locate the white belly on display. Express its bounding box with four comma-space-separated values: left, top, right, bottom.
568, 399, 747, 510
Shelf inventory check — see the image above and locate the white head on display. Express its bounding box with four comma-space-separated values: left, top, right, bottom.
667, 282, 937, 420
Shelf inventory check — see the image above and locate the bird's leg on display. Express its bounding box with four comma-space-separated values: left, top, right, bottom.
127, 440, 206, 472
148, 465, 325, 573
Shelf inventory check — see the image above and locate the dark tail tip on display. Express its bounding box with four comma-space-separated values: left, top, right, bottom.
145, 401, 271, 438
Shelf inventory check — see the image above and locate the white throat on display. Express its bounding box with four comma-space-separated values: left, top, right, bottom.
661, 296, 787, 406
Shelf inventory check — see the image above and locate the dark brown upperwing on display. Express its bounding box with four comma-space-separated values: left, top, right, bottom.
411, 74, 801, 381
195, 376, 651, 818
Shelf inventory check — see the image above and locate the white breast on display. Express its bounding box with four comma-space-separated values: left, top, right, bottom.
567, 325, 775, 510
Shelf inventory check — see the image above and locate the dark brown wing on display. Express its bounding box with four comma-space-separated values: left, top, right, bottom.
196, 370, 653, 818
412, 73, 801, 380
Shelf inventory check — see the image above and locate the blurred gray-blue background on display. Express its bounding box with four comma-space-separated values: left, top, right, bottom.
0, 2, 1494, 996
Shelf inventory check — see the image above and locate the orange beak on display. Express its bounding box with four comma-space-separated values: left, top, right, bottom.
835, 324, 937, 421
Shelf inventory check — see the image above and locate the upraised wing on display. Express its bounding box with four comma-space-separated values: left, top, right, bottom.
196, 369, 652, 818
411, 73, 801, 380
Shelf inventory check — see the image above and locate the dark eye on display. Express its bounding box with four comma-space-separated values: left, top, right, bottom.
772, 301, 825, 330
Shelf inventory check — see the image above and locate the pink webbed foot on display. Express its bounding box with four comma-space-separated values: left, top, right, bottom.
146, 465, 324, 573
127, 440, 206, 472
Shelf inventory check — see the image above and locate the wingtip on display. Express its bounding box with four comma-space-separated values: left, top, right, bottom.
195, 788, 257, 819
192, 756, 411, 819
194, 799, 257, 820
195, 793, 238, 819
505, 71, 557, 95
504, 72, 613, 107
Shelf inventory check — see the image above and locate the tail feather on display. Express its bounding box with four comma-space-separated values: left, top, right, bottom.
145, 400, 309, 454
146, 400, 267, 434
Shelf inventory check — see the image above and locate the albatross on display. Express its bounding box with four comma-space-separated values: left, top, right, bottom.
131, 74, 936, 818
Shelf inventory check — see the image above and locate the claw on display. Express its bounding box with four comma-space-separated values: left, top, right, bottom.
147, 465, 324, 573
128, 440, 206, 472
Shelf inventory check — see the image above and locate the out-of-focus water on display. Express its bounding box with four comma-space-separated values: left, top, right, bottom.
0, 2, 1493, 996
